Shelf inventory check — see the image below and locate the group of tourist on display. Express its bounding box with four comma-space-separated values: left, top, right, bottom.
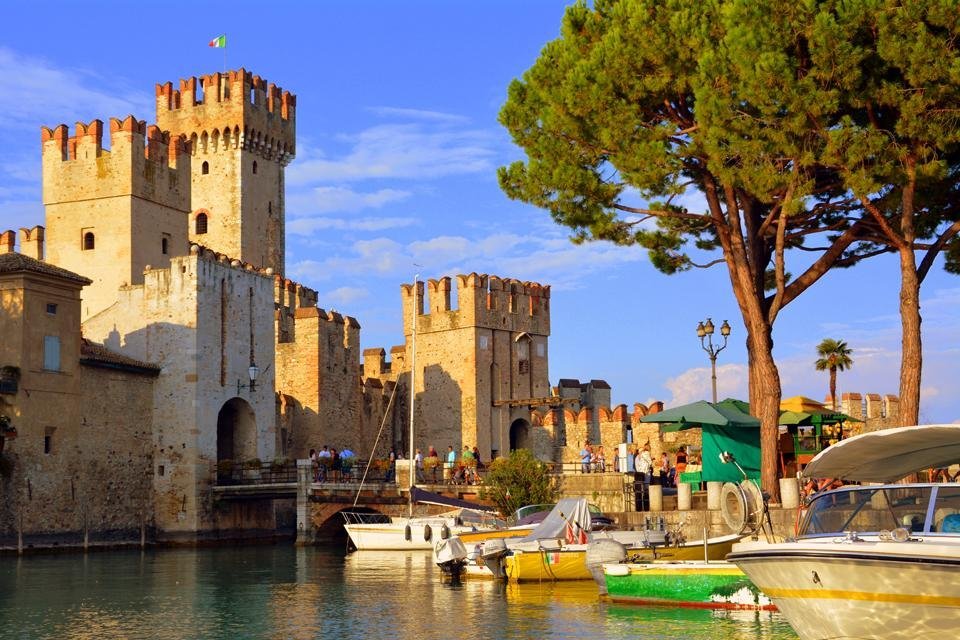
308, 445, 356, 482
378, 444, 485, 485
633, 443, 698, 487
578, 443, 608, 473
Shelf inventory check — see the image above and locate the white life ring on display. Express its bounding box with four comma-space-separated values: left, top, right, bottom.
720, 481, 763, 534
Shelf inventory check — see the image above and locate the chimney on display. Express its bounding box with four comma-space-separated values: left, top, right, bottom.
19, 226, 44, 260
0, 230, 15, 253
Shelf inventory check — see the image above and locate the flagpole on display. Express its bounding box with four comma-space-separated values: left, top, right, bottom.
223, 33, 226, 72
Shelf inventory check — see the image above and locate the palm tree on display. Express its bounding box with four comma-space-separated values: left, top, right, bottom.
815, 339, 854, 409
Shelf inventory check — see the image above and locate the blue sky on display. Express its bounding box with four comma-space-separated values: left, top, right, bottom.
1, 1, 957, 423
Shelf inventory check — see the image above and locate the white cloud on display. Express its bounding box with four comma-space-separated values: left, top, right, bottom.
288, 216, 417, 235
287, 123, 496, 185
287, 186, 412, 216
663, 363, 749, 406
288, 228, 650, 290
0, 48, 151, 129
366, 106, 469, 124
322, 286, 370, 306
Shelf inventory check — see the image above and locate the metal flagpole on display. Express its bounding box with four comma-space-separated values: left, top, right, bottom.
408, 271, 419, 518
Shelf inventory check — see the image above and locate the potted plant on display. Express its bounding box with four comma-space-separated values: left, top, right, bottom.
242, 458, 262, 481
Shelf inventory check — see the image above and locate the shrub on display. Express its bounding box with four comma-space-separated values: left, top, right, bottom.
482, 449, 558, 517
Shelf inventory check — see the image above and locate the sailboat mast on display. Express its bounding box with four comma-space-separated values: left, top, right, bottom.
408, 273, 418, 518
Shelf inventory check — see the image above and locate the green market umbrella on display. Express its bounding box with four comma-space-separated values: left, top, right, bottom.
639, 399, 761, 483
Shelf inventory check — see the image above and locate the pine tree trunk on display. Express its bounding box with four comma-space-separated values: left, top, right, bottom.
899, 247, 922, 426
744, 315, 782, 501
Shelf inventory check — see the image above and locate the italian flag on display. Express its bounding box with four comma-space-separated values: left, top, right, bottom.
209, 35, 226, 48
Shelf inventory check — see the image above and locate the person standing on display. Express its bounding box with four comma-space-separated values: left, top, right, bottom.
580, 444, 592, 474
445, 445, 457, 482
414, 448, 424, 482
675, 446, 688, 484
385, 447, 397, 483
472, 446, 483, 471
635, 443, 653, 485
596, 445, 607, 473
659, 451, 670, 486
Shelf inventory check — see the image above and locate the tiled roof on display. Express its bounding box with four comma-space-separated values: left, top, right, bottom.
80, 339, 161, 376
0, 252, 92, 285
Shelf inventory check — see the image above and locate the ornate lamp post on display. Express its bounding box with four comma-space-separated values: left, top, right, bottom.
696, 318, 731, 403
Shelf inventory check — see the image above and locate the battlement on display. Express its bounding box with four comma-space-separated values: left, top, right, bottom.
401, 272, 550, 336
185, 243, 275, 277
41, 117, 191, 210
155, 69, 295, 161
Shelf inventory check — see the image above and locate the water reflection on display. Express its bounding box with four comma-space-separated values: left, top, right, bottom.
0, 546, 797, 640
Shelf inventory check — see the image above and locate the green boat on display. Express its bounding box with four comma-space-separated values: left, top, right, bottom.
603, 561, 775, 611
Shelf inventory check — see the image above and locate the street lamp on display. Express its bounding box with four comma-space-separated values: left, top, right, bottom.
237, 363, 260, 395
696, 318, 731, 403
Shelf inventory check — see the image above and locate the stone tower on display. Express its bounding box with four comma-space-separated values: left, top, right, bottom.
41, 117, 191, 320
155, 69, 295, 274
397, 273, 551, 460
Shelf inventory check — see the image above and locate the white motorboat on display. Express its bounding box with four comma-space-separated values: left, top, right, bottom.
727, 424, 960, 640
343, 487, 504, 551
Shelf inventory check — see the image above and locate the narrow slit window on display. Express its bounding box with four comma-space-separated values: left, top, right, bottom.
202, 161, 209, 175
83, 232, 95, 251
161, 235, 170, 255
252, 160, 258, 174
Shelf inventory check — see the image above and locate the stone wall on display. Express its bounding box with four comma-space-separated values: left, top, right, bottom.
0, 258, 158, 548
82, 249, 277, 541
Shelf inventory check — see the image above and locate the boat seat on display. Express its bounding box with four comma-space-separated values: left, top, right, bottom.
901, 514, 924, 532
933, 508, 959, 532
940, 513, 960, 533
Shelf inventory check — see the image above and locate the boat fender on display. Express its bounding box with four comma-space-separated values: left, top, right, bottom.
440, 523, 450, 540
404, 524, 412, 542
424, 524, 433, 542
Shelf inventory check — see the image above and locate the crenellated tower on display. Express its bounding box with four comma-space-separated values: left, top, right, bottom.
41, 117, 191, 320
391, 272, 552, 460
155, 69, 295, 274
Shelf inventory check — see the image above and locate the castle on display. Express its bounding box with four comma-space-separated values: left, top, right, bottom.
0, 68, 897, 547
0, 69, 629, 545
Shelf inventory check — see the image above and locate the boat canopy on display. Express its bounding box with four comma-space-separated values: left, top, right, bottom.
802, 424, 960, 483
409, 486, 496, 512
517, 497, 591, 542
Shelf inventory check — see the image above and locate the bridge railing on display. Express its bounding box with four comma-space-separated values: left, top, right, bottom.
215, 461, 298, 486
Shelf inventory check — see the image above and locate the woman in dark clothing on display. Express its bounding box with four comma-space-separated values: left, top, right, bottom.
472, 446, 483, 470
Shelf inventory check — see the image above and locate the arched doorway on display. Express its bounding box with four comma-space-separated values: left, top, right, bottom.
217, 397, 258, 466
509, 418, 531, 452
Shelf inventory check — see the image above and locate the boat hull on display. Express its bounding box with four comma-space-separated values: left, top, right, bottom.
729, 539, 960, 640
505, 536, 738, 582
603, 562, 775, 610
345, 518, 472, 551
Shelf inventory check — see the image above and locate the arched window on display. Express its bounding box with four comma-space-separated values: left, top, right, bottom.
83, 232, 95, 251
161, 237, 169, 255
252, 160, 258, 174
202, 161, 209, 175
196, 212, 208, 235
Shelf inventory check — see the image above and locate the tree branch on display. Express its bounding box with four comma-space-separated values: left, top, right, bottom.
917, 219, 960, 284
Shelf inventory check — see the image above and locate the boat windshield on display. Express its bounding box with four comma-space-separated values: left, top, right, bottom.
798, 485, 960, 536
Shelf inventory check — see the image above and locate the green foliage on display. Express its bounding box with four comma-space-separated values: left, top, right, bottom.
815, 339, 854, 374
499, 0, 960, 299
482, 449, 558, 517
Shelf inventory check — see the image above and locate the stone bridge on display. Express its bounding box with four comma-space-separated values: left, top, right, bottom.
289, 461, 493, 544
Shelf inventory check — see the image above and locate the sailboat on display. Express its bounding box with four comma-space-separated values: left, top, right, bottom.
342, 273, 503, 551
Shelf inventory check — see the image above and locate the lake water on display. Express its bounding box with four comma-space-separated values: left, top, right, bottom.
0, 545, 798, 639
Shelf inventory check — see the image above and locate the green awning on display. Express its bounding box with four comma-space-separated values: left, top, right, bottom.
639, 399, 761, 483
